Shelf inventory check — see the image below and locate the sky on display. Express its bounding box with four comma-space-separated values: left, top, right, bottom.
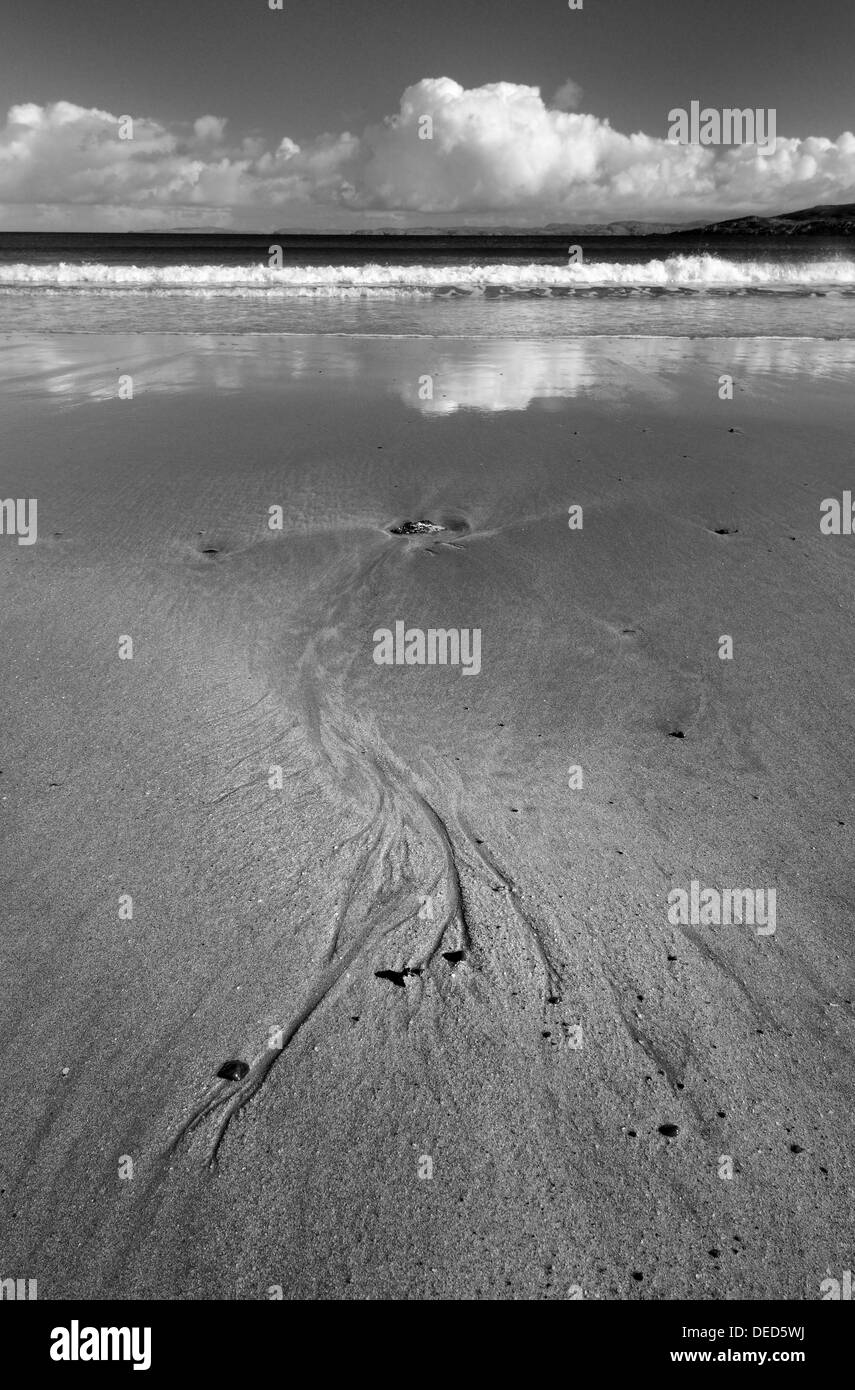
1, 0, 853, 229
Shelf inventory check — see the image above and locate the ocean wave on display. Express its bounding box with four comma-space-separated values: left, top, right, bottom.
0, 254, 853, 295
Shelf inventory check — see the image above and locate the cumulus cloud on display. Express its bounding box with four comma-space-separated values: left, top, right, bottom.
552, 79, 584, 112
193, 115, 228, 143
0, 82, 853, 229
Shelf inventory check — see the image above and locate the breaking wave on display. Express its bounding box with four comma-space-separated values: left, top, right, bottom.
1, 254, 854, 296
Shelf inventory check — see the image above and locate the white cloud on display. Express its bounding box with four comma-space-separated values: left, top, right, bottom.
193, 115, 228, 143
0, 84, 853, 229
552, 79, 584, 112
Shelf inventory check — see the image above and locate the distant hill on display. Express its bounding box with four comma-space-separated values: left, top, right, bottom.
691, 202, 855, 235
544, 220, 703, 235
547, 204, 855, 236
267, 202, 855, 237
155, 203, 855, 237
271, 220, 698, 236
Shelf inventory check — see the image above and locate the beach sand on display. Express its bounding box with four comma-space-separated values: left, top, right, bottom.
0, 333, 853, 1299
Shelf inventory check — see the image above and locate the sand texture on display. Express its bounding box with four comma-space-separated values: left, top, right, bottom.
0, 334, 853, 1299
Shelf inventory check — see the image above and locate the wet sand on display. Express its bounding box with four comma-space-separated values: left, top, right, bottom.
0, 333, 853, 1299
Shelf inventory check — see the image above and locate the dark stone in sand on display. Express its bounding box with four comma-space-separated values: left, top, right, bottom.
388, 520, 446, 536
658, 1123, 679, 1137
375, 970, 406, 986
375, 967, 421, 987
442, 951, 466, 964
217, 1060, 250, 1081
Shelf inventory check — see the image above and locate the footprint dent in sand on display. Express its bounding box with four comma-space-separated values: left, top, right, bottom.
385, 510, 472, 540
387, 519, 445, 536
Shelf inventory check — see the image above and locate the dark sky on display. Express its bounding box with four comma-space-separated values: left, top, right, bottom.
4, 0, 853, 143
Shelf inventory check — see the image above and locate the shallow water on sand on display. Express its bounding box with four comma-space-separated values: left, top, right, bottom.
1, 331, 854, 1297
2, 284, 855, 337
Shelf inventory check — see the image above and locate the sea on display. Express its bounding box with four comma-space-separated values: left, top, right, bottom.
0, 231, 853, 337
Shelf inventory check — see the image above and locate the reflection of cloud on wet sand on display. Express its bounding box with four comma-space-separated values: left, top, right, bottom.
0, 335, 364, 402
397, 341, 614, 414
395, 337, 855, 415
2, 335, 855, 415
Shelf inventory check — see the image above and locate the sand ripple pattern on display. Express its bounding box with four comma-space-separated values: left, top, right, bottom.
170, 528, 563, 1165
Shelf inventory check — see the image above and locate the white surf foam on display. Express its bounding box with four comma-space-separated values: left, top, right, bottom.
1, 254, 853, 295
